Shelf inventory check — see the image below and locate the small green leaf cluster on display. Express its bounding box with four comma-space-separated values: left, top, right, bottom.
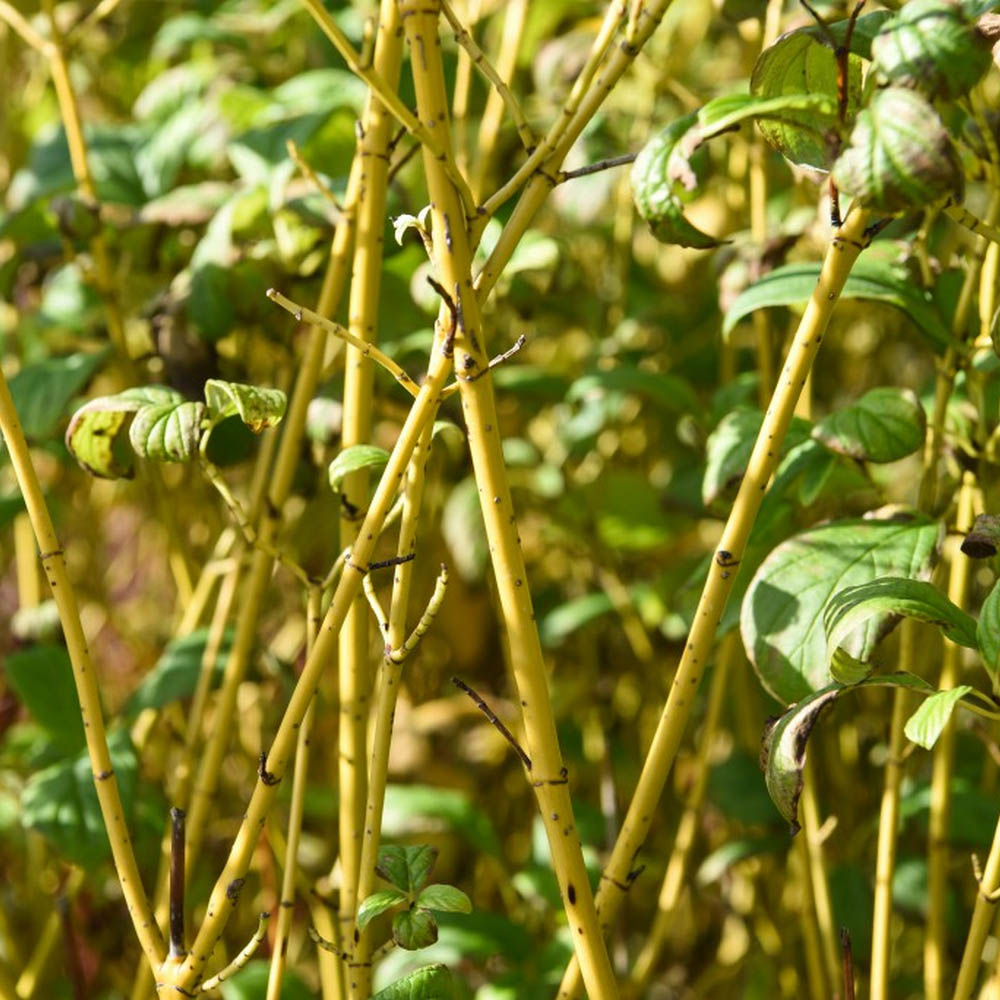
65, 379, 286, 478
632, 0, 996, 242
356, 844, 471, 952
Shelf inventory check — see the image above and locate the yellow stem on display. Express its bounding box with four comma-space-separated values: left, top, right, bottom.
926, 473, 977, 1000
399, 1, 618, 994
470, 0, 528, 199
13, 511, 41, 609
0, 363, 164, 975
14, 868, 84, 1000
476, 0, 628, 223
800, 763, 840, 993
441, 0, 534, 157
266, 589, 322, 1000
870, 661, 911, 1000
627, 634, 735, 992
558, 206, 872, 998
338, 2, 405, 962
353, 422, 437, 997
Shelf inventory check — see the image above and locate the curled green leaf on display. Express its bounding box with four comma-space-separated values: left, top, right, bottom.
751, 29, 861, 170
761, 673, 933, 830
66, 386, 190, 479
204, 379, 287, 432
631, 111, 722, 249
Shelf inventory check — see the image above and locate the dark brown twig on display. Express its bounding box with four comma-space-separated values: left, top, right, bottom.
368, 552, 416, 573
841, 926, 855, 1000
451, 676, 532, 769
169, 806, 187, 958
560, 152, 638, 183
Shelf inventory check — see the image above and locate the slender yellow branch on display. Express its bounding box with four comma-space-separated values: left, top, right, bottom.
354, 422, 440, 998
800, 764, 840, 994
558, 205, 872, 998
870, 660, 911, 1000
266, 589, 322, 1000
440, 0, 535, 156
337, 4, 406, 973
627, 635, 735, 993
198, 913, 269, 992
399, 2, 619, 995
0, 0, 49, 52
287, 139, 344, 212
451, 0, 482, 175
0, 366, 165, 974
477, 0, 627, 220
926, 472, 977, 1000
156, 168, 365, 1000
268, 290, 420, 399
469, 0, 528, 199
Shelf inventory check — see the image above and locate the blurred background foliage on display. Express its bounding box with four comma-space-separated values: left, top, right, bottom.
1, 0, 999, 997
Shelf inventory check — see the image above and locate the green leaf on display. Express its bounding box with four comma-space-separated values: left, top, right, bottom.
372, 966, 454, 1000
7, 351, 108, 443
761, 673, 933, 830
630, 111, 723, 249
751, 28, 862, 170
4, 645, 85, 754
218, 960, 312, 1000
357, 889, 408, 931
377, 844, 438, 894
904, 686, 975, 749
416, 884, 472, 915
723, 259, 954, 349
392, 908, 438, 951
129, 400, 206, 462
328, 444, 391, 493
742, 515, 941, 704
125, 628, 234, 714
978, 580, 1000, 693
813, 388, 925, 463
204, 380, 286, 432
22, 728, 138, 868
825, 578, 979, 674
